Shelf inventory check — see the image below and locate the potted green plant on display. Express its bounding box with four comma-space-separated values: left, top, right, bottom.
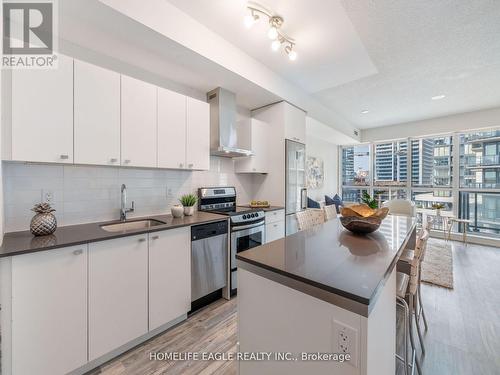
180, 194, 197, 216
361, 191, 378, 209
431, 203, 445, 216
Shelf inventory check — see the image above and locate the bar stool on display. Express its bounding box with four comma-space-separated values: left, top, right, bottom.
396, 230, 429, 375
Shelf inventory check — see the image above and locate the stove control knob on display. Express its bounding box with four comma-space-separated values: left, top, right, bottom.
242, 215, 247, 219
251, 213, 255, 218
255, 213, 259, 217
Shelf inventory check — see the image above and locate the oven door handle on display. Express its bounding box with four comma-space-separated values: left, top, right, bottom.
231, 221, 265, 231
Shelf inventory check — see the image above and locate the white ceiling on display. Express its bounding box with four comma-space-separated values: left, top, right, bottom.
167, 0, 500, 129
166, 0, 378, 93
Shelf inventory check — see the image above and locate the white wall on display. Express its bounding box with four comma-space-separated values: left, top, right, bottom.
361, 107, 500, 142
306, 136, 338, 202
2, 157, 255, 233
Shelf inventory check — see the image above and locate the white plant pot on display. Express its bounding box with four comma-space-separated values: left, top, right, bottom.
184, 206, 195, 216
171, 205, 184, 218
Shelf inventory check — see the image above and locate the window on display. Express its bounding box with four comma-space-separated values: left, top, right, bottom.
411, 136, 452, 187
339, 127, 500, 240
341, 188, 369, 203
412, 190, 453, 230
341, 145, 370, 186
459, 192, 500, 235
374, 140, 407, 186
459, 130, 500, 189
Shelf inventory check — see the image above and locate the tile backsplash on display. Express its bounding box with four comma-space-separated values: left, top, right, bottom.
3, 158, 257, 232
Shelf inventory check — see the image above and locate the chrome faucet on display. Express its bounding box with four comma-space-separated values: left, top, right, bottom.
120, 184, 134, 221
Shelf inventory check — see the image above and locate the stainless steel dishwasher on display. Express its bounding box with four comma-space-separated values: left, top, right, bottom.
191, 220, 228, 310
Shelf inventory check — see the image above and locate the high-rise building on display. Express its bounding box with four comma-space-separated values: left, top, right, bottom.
411, 139, 434, 185
374, 141, 407, 184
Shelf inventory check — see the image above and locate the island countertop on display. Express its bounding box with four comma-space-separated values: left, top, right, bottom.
236, 215, 416, 316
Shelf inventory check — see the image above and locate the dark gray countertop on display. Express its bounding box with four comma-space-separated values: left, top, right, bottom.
0, 211, 227, 258
237, 215, 416, 316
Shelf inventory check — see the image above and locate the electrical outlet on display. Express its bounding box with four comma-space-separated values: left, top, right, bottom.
42, 189, 54, 203
166, 187, 173, 198
333, 320, 358, 367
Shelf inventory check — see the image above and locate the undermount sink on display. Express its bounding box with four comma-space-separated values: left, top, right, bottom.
100, 219, 166, 233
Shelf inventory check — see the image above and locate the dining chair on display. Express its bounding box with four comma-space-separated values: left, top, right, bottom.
382, 199, 416, 216
323, 205, 338, 221
296, 209, 325, 231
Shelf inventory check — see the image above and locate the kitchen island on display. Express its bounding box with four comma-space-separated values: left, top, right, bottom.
236, 215, 416, 375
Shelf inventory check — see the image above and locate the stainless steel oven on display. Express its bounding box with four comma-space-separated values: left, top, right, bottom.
230, 218, 265, 291
198, 187, 265, 295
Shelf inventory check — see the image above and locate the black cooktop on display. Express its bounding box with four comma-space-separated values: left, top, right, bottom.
209, 206, 263, 216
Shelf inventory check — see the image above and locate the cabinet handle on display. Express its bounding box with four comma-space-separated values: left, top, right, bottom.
273, 224, 278, 227
188, 163, 194, 168
60, 154, 69, 160
110, 158, 118, 163
123, 159, 131, 164
73, 249, 83, 255
179, 163, 183, 168
151, 235, 159, 240
138, 238, 146, 242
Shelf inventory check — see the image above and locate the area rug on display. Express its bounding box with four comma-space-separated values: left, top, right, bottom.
421, 238, 454, 289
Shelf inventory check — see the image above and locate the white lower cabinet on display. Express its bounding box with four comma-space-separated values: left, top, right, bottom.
88, 235, 149, 360
266, 221, 285, 243
265, 209, 285, 243
11, 245, 88, 375
149, 227, 191, 330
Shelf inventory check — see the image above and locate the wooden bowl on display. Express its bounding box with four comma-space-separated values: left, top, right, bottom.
340, 216, 382, 234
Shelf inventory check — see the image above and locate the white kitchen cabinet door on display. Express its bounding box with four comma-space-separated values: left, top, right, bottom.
11, 245, 88, 375
284, 103, 306, 144
265, 221, 285, 243
11, 54, 73, 163
88, 235, 148, 360
149, 227, 191, 330
74, 59, 120, 166
157, 88, 187, 169
121, 75, 157, 168
235, 118, 269, 173
186, 97, 210, 170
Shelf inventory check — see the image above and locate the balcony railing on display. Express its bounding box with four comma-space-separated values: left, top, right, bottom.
463, 155, 500, 167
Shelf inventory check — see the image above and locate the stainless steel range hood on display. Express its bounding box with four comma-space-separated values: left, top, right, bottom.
207, 88, 253, 158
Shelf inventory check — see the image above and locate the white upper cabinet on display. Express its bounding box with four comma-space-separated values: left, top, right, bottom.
88, 235, 148, 361
74, 60, 120, 166
157, 88, 187, 169
121, 75, 157, 168
10, 54, 73, 163
235, 118, 269, 173
11, 245, 88, 375
149, 228, 191, 330
186, 97, 210, 170
284, 103, 306, 144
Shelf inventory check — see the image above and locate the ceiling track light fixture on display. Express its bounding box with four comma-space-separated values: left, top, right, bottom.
244, 1, 297, 61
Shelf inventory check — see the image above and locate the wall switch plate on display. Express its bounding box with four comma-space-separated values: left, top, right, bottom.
42, 189, 54, 203
333, 319, 358, 367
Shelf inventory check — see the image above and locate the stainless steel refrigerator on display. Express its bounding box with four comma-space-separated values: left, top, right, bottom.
285, 139, 307, 235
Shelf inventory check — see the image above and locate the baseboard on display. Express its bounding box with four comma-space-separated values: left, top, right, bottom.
69, 314, 187, 375
430, 230, 500, 247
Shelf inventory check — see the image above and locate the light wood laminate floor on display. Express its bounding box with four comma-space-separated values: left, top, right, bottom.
89, 240, 500, 375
